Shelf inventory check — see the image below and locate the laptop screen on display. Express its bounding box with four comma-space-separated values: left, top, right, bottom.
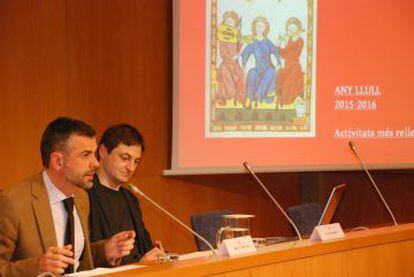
318, 184, 346, 226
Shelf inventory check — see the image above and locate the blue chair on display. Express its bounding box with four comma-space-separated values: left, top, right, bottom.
190, 210, 232, 251
287, 203, 322, 235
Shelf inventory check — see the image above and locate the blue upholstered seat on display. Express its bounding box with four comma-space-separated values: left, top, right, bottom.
287, 203, 322, 235
190, 210, 232, 251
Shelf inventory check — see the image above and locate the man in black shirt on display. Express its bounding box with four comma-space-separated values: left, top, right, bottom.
87, 123, 164, 265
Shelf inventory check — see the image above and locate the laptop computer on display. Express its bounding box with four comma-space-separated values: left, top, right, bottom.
318, 184, 346, 226
265, 184, 346, 243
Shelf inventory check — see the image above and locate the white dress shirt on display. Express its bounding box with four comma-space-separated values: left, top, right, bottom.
43, 171, 85, 272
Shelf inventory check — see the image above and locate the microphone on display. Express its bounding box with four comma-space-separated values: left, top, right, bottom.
125, 183, 218, 256
348, 141, 398, 226
242, 162, 303, 241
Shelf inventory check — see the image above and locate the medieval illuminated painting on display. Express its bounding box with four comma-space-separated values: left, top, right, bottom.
206, 0, 317, 137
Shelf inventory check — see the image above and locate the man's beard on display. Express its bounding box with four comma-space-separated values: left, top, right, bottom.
65, 170, 94, 190
75, 177, 94, 189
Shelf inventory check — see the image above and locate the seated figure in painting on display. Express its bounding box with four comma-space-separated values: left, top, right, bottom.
276, 17, 305, 108
216, 11, 246, 107
242, 16, 281, 109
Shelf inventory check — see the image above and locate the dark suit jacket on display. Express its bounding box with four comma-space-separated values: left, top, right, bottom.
0, 173, 107, 277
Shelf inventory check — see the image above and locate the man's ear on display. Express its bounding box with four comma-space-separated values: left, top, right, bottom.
98, 144, 108, 160
49, 151, 64, 171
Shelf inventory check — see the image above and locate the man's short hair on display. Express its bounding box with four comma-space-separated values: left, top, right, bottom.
41, 117, 96, 168
98, 123, 144, 158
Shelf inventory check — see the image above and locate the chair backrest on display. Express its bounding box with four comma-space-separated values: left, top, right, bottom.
190, 210, 232, 251
287, 203, 322, 235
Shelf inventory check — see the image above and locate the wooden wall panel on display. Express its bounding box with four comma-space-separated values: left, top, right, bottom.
0, 0, 413, 254
0, 0, 68, 183
318, 171, 414, 227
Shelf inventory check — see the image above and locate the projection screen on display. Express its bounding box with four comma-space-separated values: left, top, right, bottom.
165, 0, 414, 175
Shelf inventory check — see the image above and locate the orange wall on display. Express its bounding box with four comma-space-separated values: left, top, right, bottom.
0, 0, 300, 253
0, 0, 412, 254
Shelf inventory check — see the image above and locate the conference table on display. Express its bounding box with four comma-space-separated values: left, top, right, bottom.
100, 224, 414, 276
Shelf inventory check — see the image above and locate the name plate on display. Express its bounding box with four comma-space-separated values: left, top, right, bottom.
218, 236, 256, 257
310, 223, 345, 242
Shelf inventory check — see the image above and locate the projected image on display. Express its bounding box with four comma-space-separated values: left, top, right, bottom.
206, 0, 316, 137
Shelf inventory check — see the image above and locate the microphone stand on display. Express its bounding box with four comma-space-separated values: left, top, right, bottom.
125, 183, 218, 255
243, 162, 303, 241
348, 141, 398, 226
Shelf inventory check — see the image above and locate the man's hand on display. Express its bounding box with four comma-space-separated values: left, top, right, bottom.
154, 241, 164, 252
139, 244, 165, 262
38, 245, 74, 275
104, 230, 135, 265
